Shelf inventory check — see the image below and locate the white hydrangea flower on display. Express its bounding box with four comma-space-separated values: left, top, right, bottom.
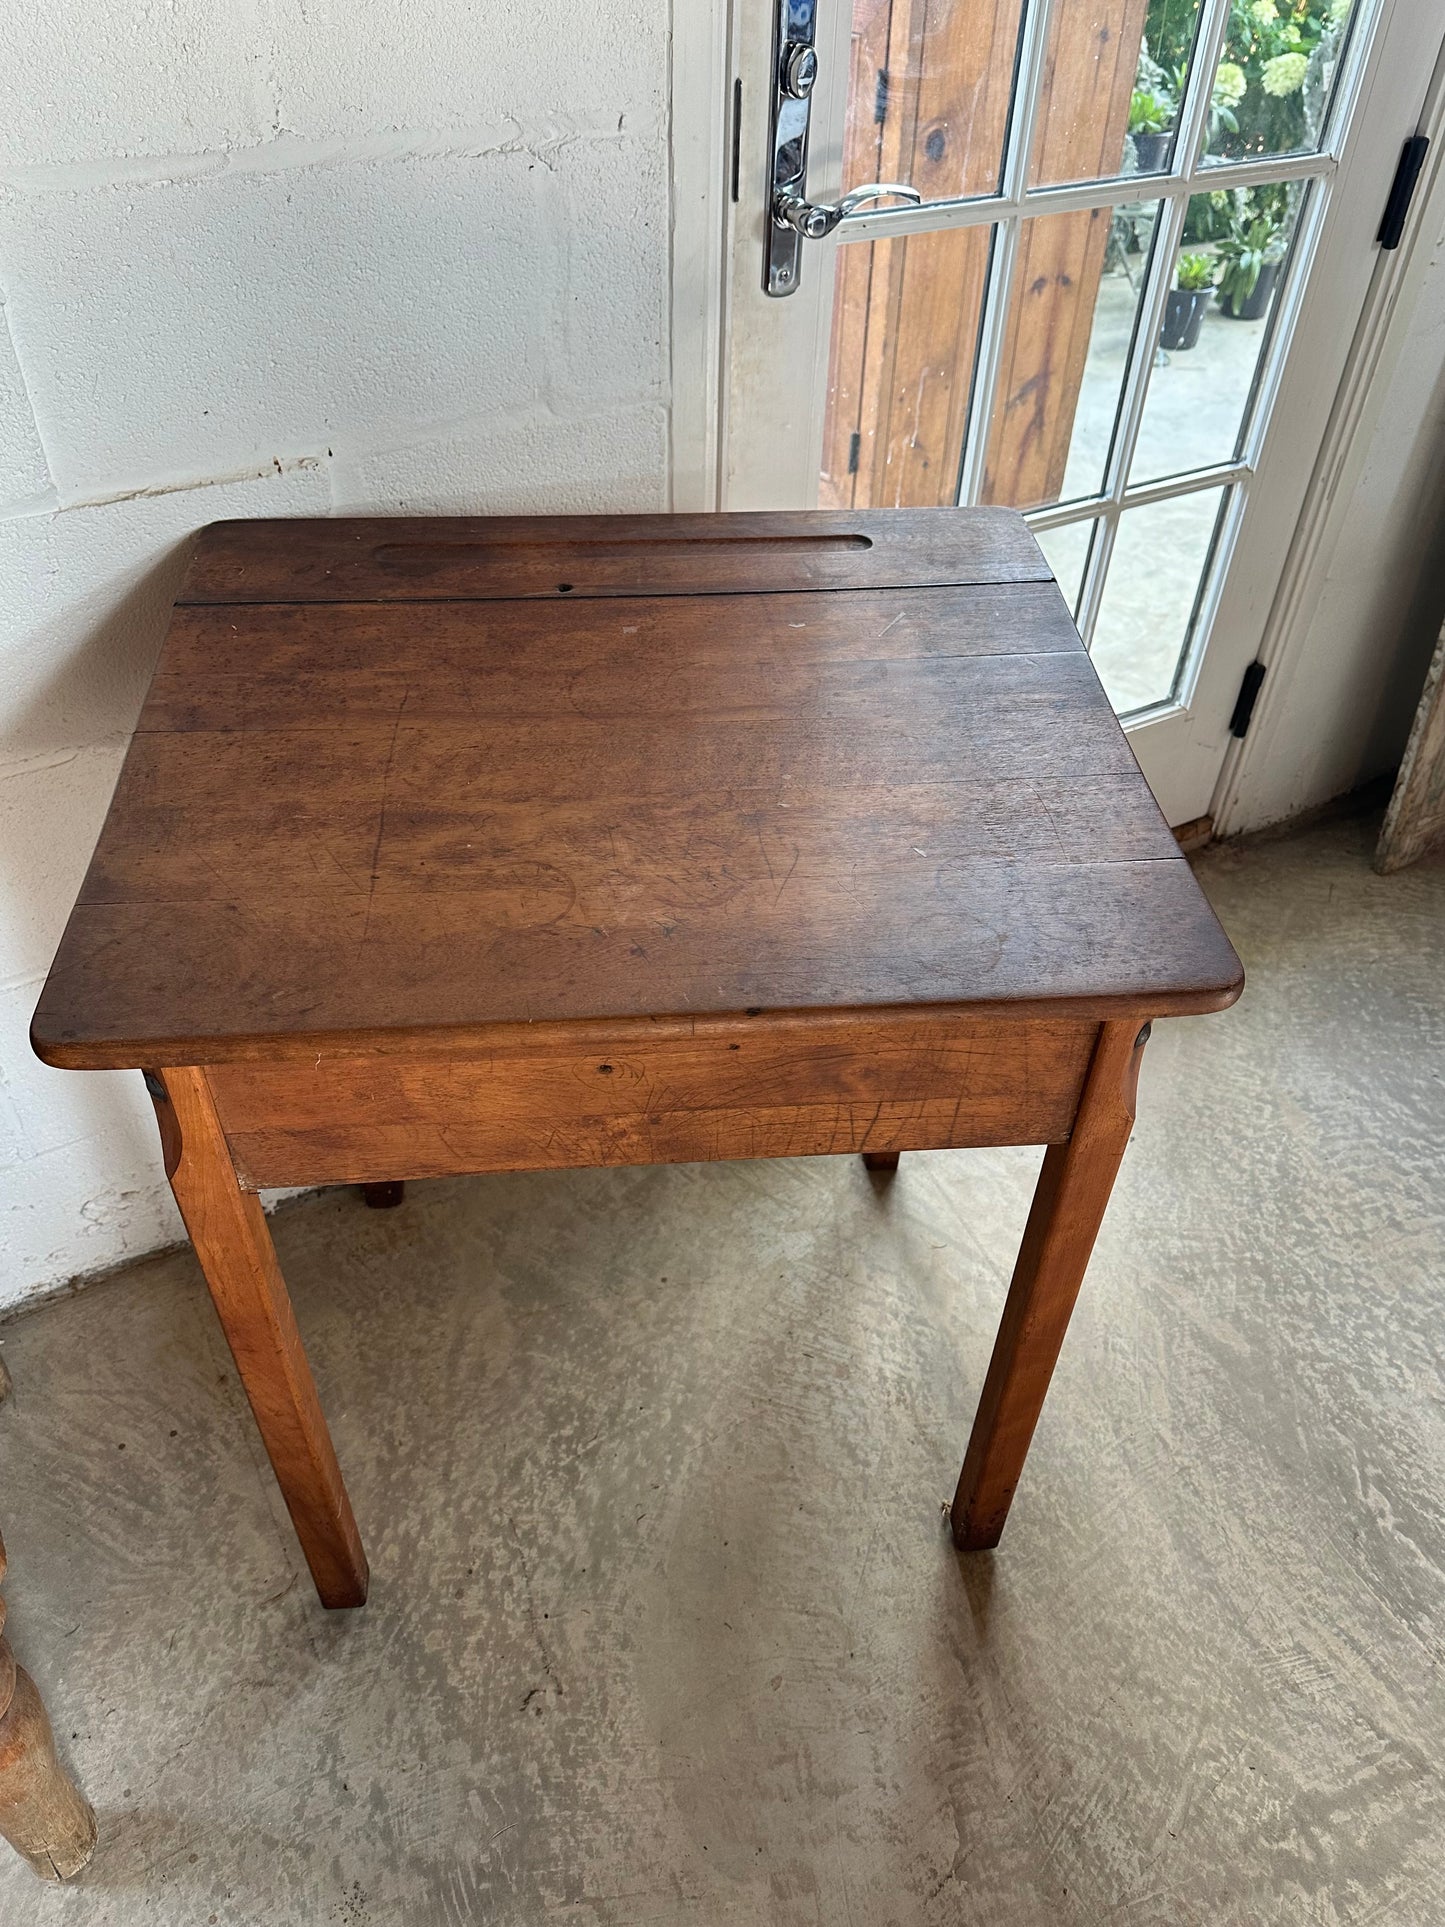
1261, 51, 1309, 96
1213, 60, 1247, 107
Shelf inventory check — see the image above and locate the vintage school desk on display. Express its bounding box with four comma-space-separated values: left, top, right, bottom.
31, 510, 1243, 1608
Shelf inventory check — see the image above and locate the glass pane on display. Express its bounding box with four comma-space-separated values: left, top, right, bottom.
1029, 0, 1205, 187
1033, 519, 1096, 617
1130, 184, 1303, 485
821, 228, 989, 507
839, 0, 1026, 201
1090, 487, 1228, 713
1196, 0, 1360, 168
979, 202, 1162, 512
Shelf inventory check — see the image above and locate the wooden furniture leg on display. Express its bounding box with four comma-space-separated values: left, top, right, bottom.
148, 1069, 369, 1608
951, 1019, 1150, 1550
361, 1182, 405, 1209
862, 1151, 901, 1173
0, 1533, 97, 1881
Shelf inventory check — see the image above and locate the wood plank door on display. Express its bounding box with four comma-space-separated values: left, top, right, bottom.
718, 0, 1444, 826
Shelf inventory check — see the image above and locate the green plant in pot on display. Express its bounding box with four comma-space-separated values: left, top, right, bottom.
1216, 212, 1288, 319
1128, 86, 1175, 172
1161, 252, 1217, 351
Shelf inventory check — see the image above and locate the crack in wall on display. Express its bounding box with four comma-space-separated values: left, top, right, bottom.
0, 119, 654, 198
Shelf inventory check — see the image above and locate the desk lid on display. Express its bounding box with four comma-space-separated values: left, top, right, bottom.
33, 510, 1242, 1067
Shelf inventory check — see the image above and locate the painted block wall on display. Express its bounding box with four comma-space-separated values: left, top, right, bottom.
0, 3, 670, 1312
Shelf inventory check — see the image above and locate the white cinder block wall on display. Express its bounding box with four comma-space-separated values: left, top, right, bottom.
0, 3, 670, 1311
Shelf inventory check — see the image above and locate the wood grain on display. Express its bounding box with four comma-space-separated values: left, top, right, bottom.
31, 513, 1242, 1069
823, 0, 1147, 511
822, 0, 1016, 507
980, 0, 1152, 508
152, 1069, 369, 1608
950, 1017, 1149, 1547
178, 509, 1050, 603
206, 1015, 1097, 1187
0, 1532, 97, 1881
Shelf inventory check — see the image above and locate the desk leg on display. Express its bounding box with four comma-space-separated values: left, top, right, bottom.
951, 1019, 1150, 1551
148, 1069, 369, 1608
0, 1533, 97, 1880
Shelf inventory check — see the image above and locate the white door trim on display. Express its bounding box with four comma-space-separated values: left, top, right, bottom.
668, 0, 733, 512
1211, 26, 1445, 833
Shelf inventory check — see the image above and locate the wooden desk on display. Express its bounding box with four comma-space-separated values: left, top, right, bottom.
32, 510, 1242, 1609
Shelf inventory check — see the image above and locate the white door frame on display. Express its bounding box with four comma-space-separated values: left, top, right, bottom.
670, 0, 1445, 827
1209, 28, 1445, 833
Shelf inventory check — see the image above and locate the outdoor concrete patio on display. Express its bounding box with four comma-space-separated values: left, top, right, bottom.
1036, 250, 1272, 715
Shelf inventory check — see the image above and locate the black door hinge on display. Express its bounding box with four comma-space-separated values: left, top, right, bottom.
874, 69, 889, 124
848, 431, 861, 474
730, 77, 743, 204
1230, 660, 1267, 739
1378, 135, 1429, 250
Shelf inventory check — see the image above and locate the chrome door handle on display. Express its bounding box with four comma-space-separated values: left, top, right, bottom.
762, 0, 923, 295
772, 183, 923, 240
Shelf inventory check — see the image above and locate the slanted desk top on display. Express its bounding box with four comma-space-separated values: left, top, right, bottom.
31, 508, 1241, 1069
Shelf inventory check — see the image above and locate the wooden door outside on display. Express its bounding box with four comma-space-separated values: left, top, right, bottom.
822, 0, 1147, 511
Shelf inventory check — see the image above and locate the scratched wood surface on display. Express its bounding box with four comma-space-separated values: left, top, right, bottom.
206, 1014, 1097, 1187
31, 510, 1242, 1068
176, 507, 1049, 603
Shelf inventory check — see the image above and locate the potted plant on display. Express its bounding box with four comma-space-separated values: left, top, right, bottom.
1128, 88, 1173, 172
1161, 253, 1216, 351
1215, 214, 1287, 319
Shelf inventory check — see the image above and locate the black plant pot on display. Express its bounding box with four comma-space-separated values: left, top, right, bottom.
1218, 258, 1281, 321
1131, 130, 1172, 172
1161, 287, 1210, 351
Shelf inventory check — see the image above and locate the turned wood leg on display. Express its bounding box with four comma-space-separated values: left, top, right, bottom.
862, 1151, 900, 1174
951, 1019, 1151, 1551
0, 1534, 97, 1881
147, 1069, 368, 1608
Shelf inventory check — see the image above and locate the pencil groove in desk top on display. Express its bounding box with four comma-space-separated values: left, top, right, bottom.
31, 511, 1242, 1067
178, 508, 1052, 603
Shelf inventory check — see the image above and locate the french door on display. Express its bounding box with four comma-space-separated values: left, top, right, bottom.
714, 0, 1440, 823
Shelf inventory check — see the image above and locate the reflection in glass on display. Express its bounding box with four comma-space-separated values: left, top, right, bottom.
821, 230, 989, 508
1034, 520, 1096, 618
1089, 488, 1228, 714
980, 203, 1163, 512
1131, 187, 1302, 484
1029, 0, 1204, 187
839, 0, 1026, 201
1197, 0, 1358, 166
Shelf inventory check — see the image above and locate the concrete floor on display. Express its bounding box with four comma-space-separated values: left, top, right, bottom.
1, 809, 1442, 1924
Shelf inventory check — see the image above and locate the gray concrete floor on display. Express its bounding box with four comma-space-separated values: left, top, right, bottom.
1, 809, 1442, 1925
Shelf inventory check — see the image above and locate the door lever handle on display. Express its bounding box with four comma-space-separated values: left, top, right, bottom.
772, 183, 923, 240
763, 0, 923, 295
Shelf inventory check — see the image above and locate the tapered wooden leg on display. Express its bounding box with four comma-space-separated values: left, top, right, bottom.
147, 1069, 369, 1608
862, 1151, 900, 1173
951, 1020, 1151, 1551
0, 1534, 97, 1881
